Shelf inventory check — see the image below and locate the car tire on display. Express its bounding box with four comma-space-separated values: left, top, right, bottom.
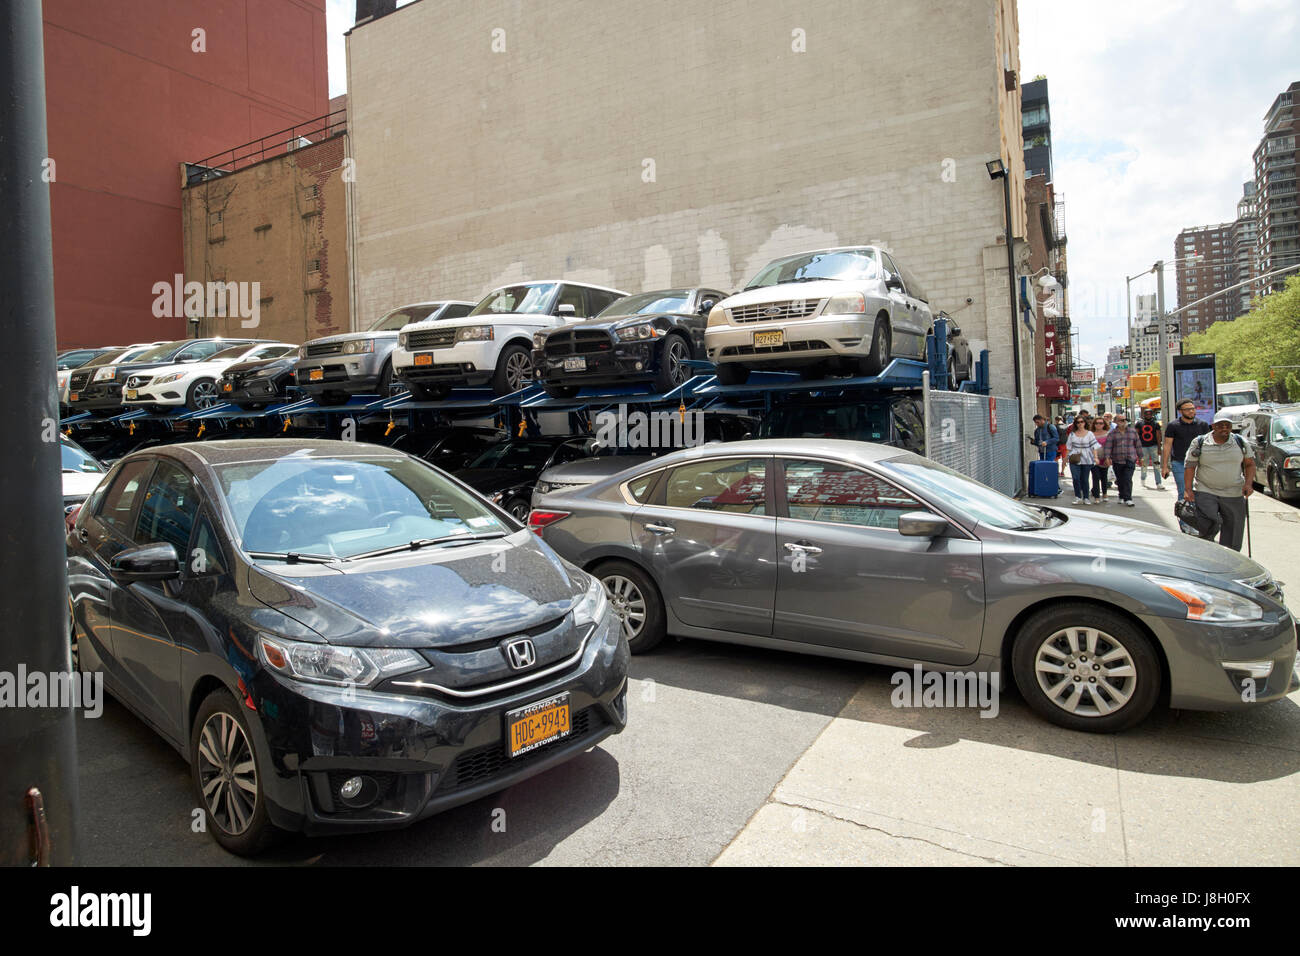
543, 382, 580, 399
185, 378, 220, 411
503, 497, 531, 522
407, 382, 452, 402
377, 359, 395, 397
652, 335, 691, 393
591, 560, 666, 653
492, 343, 533, 395
190, 688, 282, 856
859, 315, 892, 376
714, 362, 750, 386
1011, 603, 1161, 733
947, 356, 959, 391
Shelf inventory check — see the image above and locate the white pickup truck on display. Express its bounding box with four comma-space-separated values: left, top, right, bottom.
1217, 380, 1260, 429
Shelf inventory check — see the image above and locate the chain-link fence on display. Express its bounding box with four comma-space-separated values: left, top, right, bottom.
925, 391, 1023, 497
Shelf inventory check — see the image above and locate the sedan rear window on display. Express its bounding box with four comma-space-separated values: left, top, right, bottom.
662, 458, 766, 514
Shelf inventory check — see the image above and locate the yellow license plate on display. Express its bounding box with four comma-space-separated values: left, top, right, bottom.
309, 368, 323, 381
124, 389, 137, 400
414, 354, 433, 366
506, 693, 571, 758
754, 330, 784, 347
70, 393, 79, 402
222, 382, 232, 392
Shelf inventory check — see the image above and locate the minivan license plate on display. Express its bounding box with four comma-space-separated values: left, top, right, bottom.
309, 368, 323, 381
754, 330, 784, 348
505, 692, 571, 758
563, 357, 586, 372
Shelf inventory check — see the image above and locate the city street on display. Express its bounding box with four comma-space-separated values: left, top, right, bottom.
76, 474, 1300, 867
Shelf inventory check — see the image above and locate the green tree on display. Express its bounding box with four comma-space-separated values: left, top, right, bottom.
1183, 275, 1300, 400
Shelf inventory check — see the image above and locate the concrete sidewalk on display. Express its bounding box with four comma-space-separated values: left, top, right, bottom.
715, 469, 1300, 866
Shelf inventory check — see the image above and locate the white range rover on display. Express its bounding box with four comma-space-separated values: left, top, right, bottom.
391, 280, 627, 398
704, 246, 934, 385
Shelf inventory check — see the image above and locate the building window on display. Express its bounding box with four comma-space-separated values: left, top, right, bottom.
307, 259, 320, 273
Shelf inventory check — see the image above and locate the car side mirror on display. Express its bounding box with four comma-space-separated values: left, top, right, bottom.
698, 299, 717, 315
557, 304, 577, 317
109, 543, 181, 581
885, 275, 904, 292
897, 512, 950, 537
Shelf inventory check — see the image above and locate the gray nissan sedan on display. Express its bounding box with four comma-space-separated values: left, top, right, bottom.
527, 439, 1298, 733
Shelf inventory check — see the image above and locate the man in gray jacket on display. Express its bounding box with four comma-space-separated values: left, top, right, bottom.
1184, 411, 1256, 551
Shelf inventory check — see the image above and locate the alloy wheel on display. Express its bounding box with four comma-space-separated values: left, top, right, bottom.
505, 351, 531, 391
603, 574, 647, 642
1034, 626, 1137, 717
196, 712, 259, 835
192, 380, 219, 409
667, 339, 687, 385
1269, 468, 1280, 499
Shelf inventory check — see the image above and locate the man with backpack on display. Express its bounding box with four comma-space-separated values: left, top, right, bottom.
1183, 411, 1256, 551
1031, 414, 1059, 461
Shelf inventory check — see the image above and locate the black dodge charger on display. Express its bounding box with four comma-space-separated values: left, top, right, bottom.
67, 439, 628, 854
532, 287, 728, 398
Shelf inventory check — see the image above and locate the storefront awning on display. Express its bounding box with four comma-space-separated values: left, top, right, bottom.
1036, 377, 1070, 399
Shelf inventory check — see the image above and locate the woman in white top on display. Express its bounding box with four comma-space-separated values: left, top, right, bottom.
1065, 417, 1102, 504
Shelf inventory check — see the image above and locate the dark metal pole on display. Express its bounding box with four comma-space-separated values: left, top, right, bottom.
1002, 172, 1025, 494
0, 0, 80, 865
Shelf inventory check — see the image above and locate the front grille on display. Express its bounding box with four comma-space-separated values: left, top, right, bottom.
306, 341, 344, 357
69, 372, 91, 390
721, 340, 829, 356
438, 707, 598, 794
125, 375, 152, 389
728, 299, 823, 323
407, 327, 457, 350
544, 329, 614, 357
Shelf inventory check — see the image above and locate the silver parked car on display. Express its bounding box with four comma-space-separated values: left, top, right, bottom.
528, 439, 1298, 733
704, 247, 933, 385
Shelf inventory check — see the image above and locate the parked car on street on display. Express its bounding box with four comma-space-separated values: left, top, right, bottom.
61, 434, 107, 529
529, 438, 1297, 733
57, 347, 118, 408
1217, 380, 1261, 428
705, 246, 934, 385
387, 425, 507, 473
533, 287, 729, 398
295, 301, 475, 405
218, 350, 303, 409
755, 396, 925, 454
455, 435, 600, 520
391, 281, 627, 399
66, 439, 628, 854
125, 342, 296, 412
1246, 404, 1300, 502
63, 343, 168, 411
67, 338, 257, 415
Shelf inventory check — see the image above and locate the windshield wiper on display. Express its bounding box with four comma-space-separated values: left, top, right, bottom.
246, 551, 338, 564
344, 532, 508, 561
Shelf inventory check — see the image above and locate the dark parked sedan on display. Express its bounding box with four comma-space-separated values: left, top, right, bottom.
533, 287, 728, 398
455, 436, 599, 521
217, 353, 300, 408
1246, 404, 1300, 502
67, 439, 628, 854
528, 438, 1297, 733
387, 425, 506, 473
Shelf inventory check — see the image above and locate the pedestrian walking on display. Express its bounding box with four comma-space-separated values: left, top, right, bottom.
1031, 414, 1059, 461
1055, 416, 1069, 477
1066, 415, 1101, 504
1090, 419, 1111, 502
1136, 409, 1164, 489
1105, 412, 1141, 506
1183, 411, 1256, 551
1162, 399, 1211, 498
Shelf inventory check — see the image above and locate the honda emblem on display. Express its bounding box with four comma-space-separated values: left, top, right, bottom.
504, 638, 536, 670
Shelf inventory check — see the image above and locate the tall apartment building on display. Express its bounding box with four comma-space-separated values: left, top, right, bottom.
1021, 77, 1052, 180
1228, 181, 1259, 314
1253, 81, 1299, 291
1131, 292, 1180, 371
1174, 223, 1236, 334
1103, 344, 1127, 388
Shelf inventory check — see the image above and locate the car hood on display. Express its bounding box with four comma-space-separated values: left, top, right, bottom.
133, 359, 232, 380
454, 468, 537, 495
567, 312, 688, 332
246, 531, 583, 647
439, 313, 558, 330
540, 455, 656, 483
1044, 510, 1261, 578
223, 357, 293, 377
721, 279, 877, 309
306, 330, 399, 346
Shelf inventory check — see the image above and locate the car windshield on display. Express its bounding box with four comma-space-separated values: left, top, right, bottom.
469, 283, 558, 316
130, 341, 187, 363
85, 346, 144, 368
1271, 415, 1300, 442
600, 291, 692, 317
466, 441, 559, 471
744, 249, 879, 290
215, 454, 511, 561
58, 350, 104, 369
1219, 392, 1258, 407
876, 454, 1055, 531
60, 440, 103, 473
369, 305, 441, 331
210, 344, 252, 361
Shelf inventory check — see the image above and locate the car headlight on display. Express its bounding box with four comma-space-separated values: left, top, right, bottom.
534, 481, 552, 495
456, 326, 494, 342
572, 574, 609, 629
398, 332, 408, 349
153, 372, 185, 385
707, 306, 727, 327
1284, 456, 1300, 469
488, 490, 505, 503
1144, 574, 1264, 623
616, 323, 659, 341
93, 366, 116, 382
57, 372, 68, 388
824, 292, 866, 314
532, 332, 548, 349
258, 633, 423, 687
343, 339, 374, 354
298, 345, 308, 359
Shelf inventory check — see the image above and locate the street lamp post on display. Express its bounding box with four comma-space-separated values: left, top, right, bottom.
987, 157, 1024, 495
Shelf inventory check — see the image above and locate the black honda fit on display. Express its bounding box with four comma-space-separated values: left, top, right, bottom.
67, 439, 628, 854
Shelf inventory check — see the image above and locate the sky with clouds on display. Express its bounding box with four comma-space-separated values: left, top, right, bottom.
324, 0, 1299, 371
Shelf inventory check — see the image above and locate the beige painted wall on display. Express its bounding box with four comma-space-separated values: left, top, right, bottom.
346, 0, 1030, 401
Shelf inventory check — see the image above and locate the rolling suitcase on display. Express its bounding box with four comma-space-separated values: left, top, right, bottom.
1028, 459, 1060, 498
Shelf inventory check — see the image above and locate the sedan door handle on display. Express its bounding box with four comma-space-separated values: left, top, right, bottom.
644, 522, 676, 535
784, 542, 823, 554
